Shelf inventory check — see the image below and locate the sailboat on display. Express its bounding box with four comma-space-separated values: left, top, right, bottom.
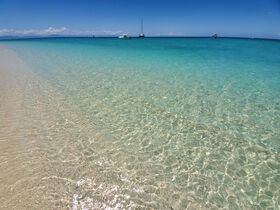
139, 18, 145, 38
212, 34, 218, 39
118, 34, 131, 39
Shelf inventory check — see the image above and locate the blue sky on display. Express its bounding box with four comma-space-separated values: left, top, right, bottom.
0, 0, 280, 38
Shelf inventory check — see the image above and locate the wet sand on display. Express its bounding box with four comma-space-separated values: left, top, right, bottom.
0, 46, 148, 210
0, 45, 70, 209
0, 46, 102, 209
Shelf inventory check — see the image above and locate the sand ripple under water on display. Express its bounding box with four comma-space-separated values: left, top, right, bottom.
0, 44, 279, 209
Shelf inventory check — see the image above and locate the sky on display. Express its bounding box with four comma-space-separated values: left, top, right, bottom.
0, 0, 280, 39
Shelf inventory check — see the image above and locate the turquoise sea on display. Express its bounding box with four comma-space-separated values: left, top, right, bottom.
1, 38, 280, 209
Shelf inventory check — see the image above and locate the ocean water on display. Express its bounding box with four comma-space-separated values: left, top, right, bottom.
1, 38, 280, 209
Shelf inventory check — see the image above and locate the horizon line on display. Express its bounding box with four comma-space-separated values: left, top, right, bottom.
1, 35, 280, 41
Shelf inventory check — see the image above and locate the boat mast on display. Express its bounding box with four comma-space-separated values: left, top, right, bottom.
139, 18, 145, 38
141, 18, 143, 34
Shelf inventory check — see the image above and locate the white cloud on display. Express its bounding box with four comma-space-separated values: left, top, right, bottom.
0, 27, 67, 36
0, 27, 123, 37
167, 32, 180, 36
44, 27, 67, 34
152, 32, 183, 37
66, 29, 123, 36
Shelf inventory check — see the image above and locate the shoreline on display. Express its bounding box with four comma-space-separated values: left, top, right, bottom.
0, 46, 152, 209
0, 46, 104, 209
0, 45, 70, 209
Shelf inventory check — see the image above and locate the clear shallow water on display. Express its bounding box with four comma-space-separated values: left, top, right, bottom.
2, 38, 280, 209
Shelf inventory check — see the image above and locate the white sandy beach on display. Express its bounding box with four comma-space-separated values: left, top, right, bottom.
0, 46, 100, 209
0, 45, 70, 209
0, 46, 144, 209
